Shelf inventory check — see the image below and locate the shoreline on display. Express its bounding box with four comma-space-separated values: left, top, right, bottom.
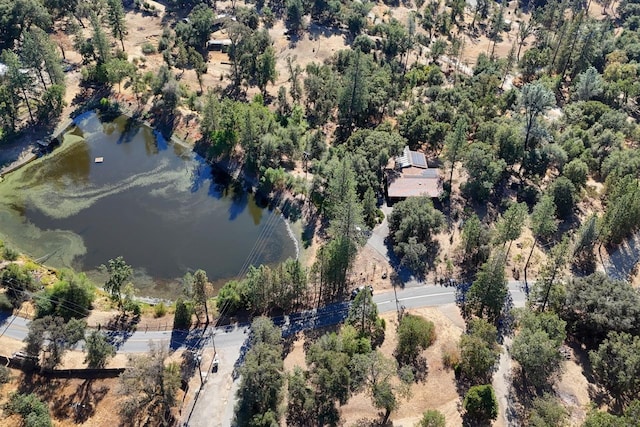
0, 118, 74, 178
1, 109, 308, 302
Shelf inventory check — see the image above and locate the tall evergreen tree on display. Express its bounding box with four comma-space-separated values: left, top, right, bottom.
90, 13, 111, 66
464, 251, 508, 324
326, 156, 366, 246
234, 318, 284, 426
256, 46, 277, 96
1, 49, 35, 123
107, 0, 127, 51
599, 176, 640, 246
524, 195, 558, 288
520, 82, 555, 171
494, 202, 528, 258
338, 49, 371, 131
22, 28, 51, 89
443, 118, 468, 199
193, 269, 210, 325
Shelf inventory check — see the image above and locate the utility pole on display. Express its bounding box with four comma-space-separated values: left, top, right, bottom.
196, 354, 203, 387
393, 283, 401, 322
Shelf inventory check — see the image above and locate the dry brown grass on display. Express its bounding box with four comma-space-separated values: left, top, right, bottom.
0, 369, 123, 427
282, 307, 465, 426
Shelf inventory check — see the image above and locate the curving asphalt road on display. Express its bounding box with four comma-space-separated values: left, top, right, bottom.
0, 282, 526, 355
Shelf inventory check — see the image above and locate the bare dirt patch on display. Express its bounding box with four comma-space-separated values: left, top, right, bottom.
268, 20, 349, 95
351, 244, 396, 294
342, 309, 464, 426
556, 358, 592, 425
281, 307, 465, 426
0, 369, 122, 427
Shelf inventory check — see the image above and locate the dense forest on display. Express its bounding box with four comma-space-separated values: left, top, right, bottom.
2, 0, 640, 425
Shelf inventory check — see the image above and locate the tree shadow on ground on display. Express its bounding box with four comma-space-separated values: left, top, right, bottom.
180, 349, 198, 383
18, 373, 68, 401
150, 110, 177, 140
103, 314, 140, 350
508, 366, 573, 425
389, 264, 414, 289
603, 234, 640, 281
301, 209, 319, 249
566, 338, 613, 411
349, 417, 389, 427
232, 334, 251, 380
170, 327, 207, 351
69, 86, 111, 119
283, 303, 349, 344
409, 355, 429, 383
51, 379, 109, 423
281, 198, 303, 223
301, 323, 343, 354
306, 22, 347, 40
0, 311, 10, 328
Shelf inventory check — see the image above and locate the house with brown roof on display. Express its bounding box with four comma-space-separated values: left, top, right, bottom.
385, 146, 442, 202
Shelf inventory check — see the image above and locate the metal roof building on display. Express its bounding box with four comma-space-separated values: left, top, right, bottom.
386, 147, 442, 199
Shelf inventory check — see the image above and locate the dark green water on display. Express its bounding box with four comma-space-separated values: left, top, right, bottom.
0, 112, 297, 297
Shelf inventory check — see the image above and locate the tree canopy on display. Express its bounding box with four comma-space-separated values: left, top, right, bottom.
562, 273, 640, 344
388, 197, 445, 275
235, 317, 284, 426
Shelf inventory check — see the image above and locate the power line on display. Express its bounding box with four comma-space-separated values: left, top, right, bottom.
1, 277, 91, 319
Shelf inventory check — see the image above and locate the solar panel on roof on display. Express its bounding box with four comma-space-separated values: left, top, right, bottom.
410, 151, 428, 168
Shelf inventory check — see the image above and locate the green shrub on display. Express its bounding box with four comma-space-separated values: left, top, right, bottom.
463, 385, 498, 424
396, 314, 436, 364
3, 246, 19, 261
416, 410, 446, 427
0, 293, 13, 311
125, 301, 142, 317
216, 280, 245, 315
4, 393, 52, 427
35, 271, 95, 320
173, 298, 192, 330
154, 302, 167, 318
141, 42, 156, 55
1, 264, 35, 308
529, 394, 568, 427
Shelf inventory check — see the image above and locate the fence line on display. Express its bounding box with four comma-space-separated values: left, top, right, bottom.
0, 354, 124, 379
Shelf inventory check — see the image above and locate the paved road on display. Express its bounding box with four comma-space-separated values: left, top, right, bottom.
181, 283, 526, 427
0, 283, 526, 354
375, 281, 526, 313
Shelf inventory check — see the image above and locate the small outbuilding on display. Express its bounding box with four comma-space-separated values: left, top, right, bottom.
206, 39, 232, 52
385, 146, 442, 201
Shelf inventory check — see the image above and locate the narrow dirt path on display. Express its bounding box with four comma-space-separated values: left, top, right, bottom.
492, 336, 519, 427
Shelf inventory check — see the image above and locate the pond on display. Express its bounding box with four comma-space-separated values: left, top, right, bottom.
0, 112, 298, 297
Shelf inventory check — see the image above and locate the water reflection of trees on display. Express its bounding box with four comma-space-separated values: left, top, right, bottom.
45, 137, 91, 185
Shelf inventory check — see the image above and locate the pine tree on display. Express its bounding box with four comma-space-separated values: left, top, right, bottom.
193, 269, 210, 325
520, 82, 555, 171
1, 50, 35, 123
443, 118, 468, 202
495, 202, 528, 259
524, 195, 558, 288
326, 156, 365, 245
338, 49, 370, 131
107, 0, 127, 51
